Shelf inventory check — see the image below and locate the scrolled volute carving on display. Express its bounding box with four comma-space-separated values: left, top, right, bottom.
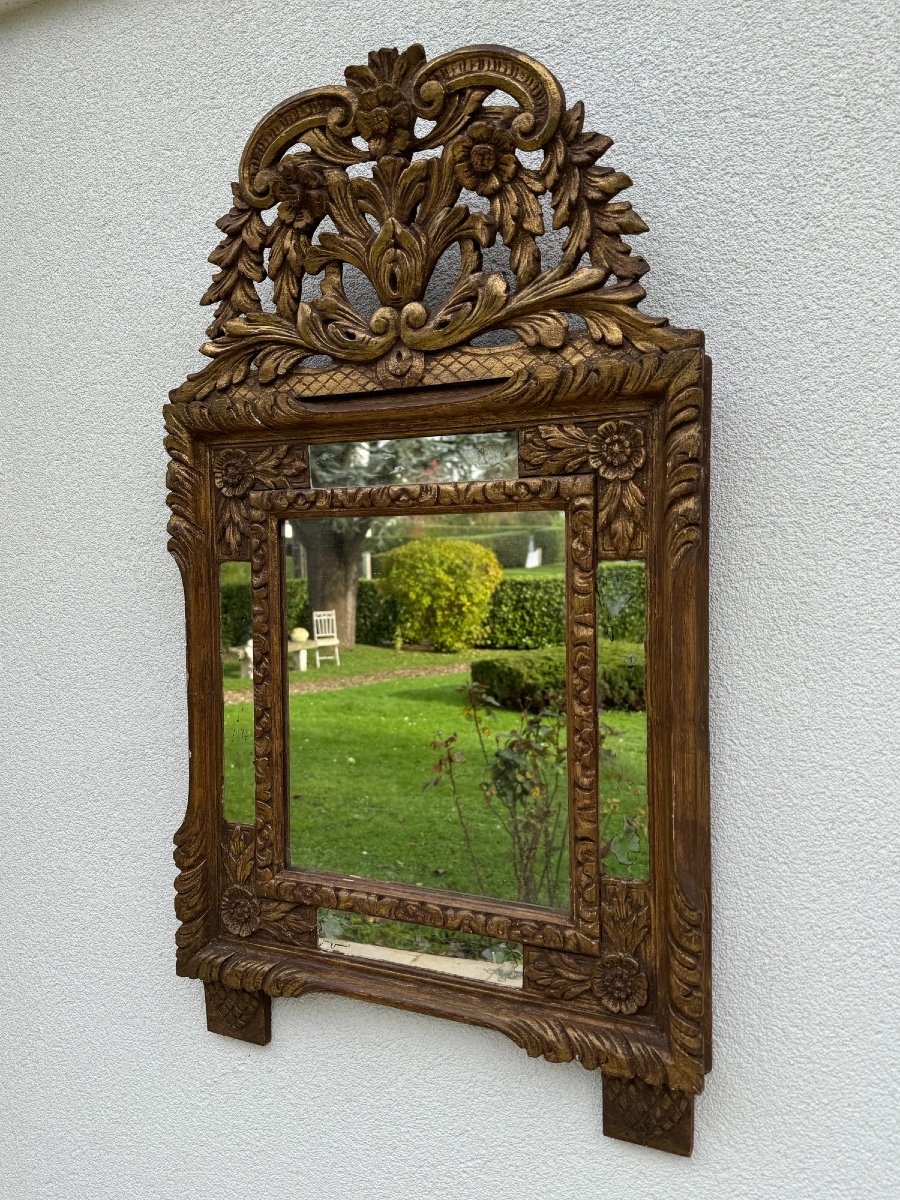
182, 43, 695, 401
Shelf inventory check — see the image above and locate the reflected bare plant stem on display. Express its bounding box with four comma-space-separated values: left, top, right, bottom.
426, 732, 488, 895
428, 685, 568, 908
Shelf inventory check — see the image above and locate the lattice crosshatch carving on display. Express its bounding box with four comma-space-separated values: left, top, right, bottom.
167, 42, 711, 1158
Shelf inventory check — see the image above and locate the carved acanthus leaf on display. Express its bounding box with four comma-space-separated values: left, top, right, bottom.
602, 882, 650, 957
200, 184, 267, 339
664, 379, 703, 568
668, 879, 705, 1072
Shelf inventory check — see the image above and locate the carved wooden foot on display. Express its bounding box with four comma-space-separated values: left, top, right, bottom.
602, 1075, 694, 1156
203, 981, 271, 1045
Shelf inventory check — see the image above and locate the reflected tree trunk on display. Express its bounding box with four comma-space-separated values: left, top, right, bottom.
291, 534, 306, 579
295, 520, 368, 649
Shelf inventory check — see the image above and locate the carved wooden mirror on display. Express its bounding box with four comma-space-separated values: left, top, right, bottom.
166, 43, 711, 1156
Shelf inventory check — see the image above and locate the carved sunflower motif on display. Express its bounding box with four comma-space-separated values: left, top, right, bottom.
593, 951, 648, 1014
213, 449, 254, 498
588, 421, 646, 480
454, 121, 519, 196
220, 885, 261, 938
355, 84, 415, 156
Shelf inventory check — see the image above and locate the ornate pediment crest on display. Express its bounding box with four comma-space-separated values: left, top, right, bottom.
179, 44, 696, 400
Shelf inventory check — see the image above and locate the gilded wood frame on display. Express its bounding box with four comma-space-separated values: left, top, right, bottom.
166, 42, 711, 1156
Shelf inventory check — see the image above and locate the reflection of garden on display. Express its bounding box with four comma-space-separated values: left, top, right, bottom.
221, 513, 647, 959
223, 659, 647, 890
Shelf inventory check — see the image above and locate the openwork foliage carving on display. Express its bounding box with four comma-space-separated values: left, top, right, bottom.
184, 43, 694, 399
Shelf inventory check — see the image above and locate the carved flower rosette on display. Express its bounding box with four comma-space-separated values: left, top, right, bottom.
220, 826, 316, 947
528, 883, 650, 1015
519, 418, 647, 556
212, 444, 309, 558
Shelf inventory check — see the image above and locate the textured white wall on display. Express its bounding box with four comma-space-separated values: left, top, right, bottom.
1, 1, 898, 1197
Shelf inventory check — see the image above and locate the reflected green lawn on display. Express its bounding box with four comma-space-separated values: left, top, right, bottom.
600, 710, 650, 879
223, 669, 648, 892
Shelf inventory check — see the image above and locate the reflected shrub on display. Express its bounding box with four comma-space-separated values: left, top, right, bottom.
481, 577, 566, 649
596, 563, 646, 643
427, 688, 569, 908
379, 538, 503, 652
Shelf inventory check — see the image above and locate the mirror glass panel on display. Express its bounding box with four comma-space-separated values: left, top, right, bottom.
283, 506, 570, 911
597, 561, 648, 879
308, 431, 517, 488
220, 562, 254, 825
318, 911, 522, 988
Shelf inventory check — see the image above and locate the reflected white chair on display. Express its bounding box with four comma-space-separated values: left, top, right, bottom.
312, 610, 340, 667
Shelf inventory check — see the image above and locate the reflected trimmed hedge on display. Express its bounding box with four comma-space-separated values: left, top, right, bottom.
471, 641, 646, 711
372, 524, 566, 571
219, 561, 646, 651
479, 577, 566, 649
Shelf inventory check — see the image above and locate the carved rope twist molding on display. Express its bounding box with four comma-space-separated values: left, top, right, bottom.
174, 42, 699, 402
260, 880, 584, 950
